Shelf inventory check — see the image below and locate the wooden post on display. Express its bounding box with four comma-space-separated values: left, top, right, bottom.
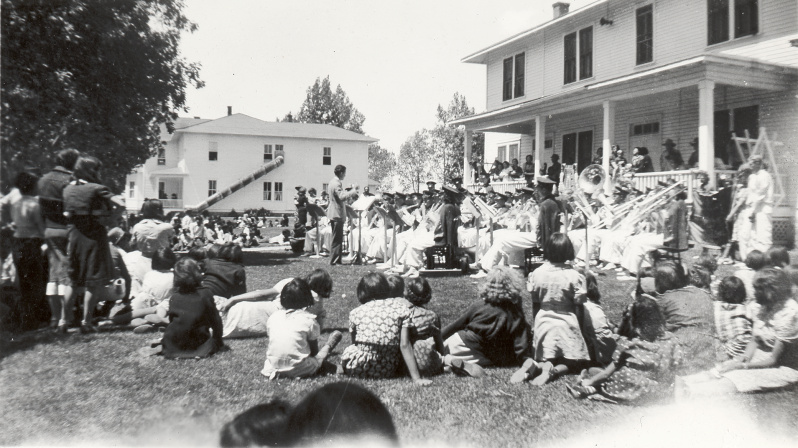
464, 130, 473, 185
698, 80, 716, 188
534, 115, 546, 179
602, 100, 615, 195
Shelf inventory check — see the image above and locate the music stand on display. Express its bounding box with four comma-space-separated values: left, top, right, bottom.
306, 203, 326, 258
349, 196, 377, 265
382, 205, 406, 268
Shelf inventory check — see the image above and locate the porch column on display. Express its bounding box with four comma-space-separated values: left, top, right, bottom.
698, 80, 716, 188
464, 129, 473, 185
602, 100, 616, 195
534, 115, 546, 181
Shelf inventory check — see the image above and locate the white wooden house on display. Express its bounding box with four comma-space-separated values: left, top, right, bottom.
453, 0, 798, 244
125, 112, 376, 214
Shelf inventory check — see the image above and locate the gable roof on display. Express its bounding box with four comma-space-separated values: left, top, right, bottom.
173, 113, 377, 143
462, 0, 607, 64
160, 117, 212, 143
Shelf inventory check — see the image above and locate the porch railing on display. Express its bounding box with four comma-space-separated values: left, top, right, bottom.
160, 199, 184, 209
466, 180, 527, 195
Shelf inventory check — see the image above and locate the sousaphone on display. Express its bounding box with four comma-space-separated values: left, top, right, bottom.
578, 164, 606, 194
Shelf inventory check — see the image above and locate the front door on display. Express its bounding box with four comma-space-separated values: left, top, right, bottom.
562, 130, 594, 174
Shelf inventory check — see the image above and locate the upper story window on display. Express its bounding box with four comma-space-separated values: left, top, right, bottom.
708, 0, 758, 45
502, 52, 525, 101
636, 5, 653, 65
264, 144, 273, 162
323, 147, 332, 165
157, 147, 166, 165
564, 27, 593, 84
276, 144, 284, 153
128, 181, 135, 199
209, 141, 218, 161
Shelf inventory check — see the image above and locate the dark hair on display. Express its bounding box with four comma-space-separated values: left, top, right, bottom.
334, 165, 347, 176
280, 278, 314, 310
356, 272, 391, 304
654, 261, 687, 294
55, 148, 81, 170
173, 258, 203, 294
286, 382, 397, 446
207, 244, 222, 260
73, 156, 102, 183
219, 400, 291, 447
545, 233, 575, 263
695, 254, 718, 274
186, 246, 207, 263
688, 266, 712, 290
386, 275, 405, 298
637, 147, 649, 156
765, 246, 790, 268
303, 269, 333, 298
745, 250, 766, 271
551, 154, 560, 160
151, 247, 177, 271
578, 268, 601, 303
14, 171, 39, 195
404, 277, 432, 306
753, 267, 792, 309
717, 276, 747, 305
220, 243, 243, 264
631, 295, 665, 342
139, 199, 165, 220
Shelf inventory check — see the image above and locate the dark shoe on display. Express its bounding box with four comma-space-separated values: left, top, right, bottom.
79, 324, 98, 334
449, 359, 485, 378
566, 383, 596, 399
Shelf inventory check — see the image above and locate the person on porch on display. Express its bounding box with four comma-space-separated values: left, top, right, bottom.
660, 139, 685, 171
745, 154, 774, 255
547, 154, 562, 188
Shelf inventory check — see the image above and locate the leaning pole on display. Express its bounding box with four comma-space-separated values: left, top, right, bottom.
187, 155, 284, 213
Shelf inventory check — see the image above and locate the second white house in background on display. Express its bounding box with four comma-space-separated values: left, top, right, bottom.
126, 111, 376, 214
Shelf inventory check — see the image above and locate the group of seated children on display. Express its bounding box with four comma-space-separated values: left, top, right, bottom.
120, 226, 798, 404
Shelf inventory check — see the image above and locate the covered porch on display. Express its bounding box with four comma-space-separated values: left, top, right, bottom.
456, 54, 797, 195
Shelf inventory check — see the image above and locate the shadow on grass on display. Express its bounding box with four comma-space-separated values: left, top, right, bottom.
0, 328, 62, 363
243, 251, 304, 267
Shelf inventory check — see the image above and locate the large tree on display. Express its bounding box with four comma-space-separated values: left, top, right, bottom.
429, 92, 484, 184
294, 76, 365, 134
396, 130, 435, 193
1, 0, 203, 191
367, 143, 395, 190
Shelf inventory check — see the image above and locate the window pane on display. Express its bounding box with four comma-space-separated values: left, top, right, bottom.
208, 180, 217, 197
263, 182, 271, 200
514, 53, 525, 98
264, 144, 273, 162
275, 182, 283, 201
636, 5, 653, 64
503, 57, 513, 101
209, 151, 217, 161
129, 182, 135, 198
579, 27, 593, 79
708, 0, 729, 45
564, 33, 577, 84
735, 0, 758, 37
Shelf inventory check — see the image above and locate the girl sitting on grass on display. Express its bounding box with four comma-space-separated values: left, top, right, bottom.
515, 233, 589, 385
713, 276, 752, 361
579, 268, 616, 367
340, 272, 426, 383
404, 277, 445, 378
443, 266, 532, 379
125, 248, 176, 331
260, 278, 342, 380
161, 258, 224, 359
566, 295, 683, 403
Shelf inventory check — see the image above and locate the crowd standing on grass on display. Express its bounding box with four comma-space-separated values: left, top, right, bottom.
3, 153, 798, 443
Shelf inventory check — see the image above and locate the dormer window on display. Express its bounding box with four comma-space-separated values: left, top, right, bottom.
502, 52, 525, 101
564, 27, 593, 84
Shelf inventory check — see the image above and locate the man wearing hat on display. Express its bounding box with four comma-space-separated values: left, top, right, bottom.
426, 181, 437, 193
660, 139, 685, 171
294, 186, 309, 226
744, 154, 773, 254
536, 177, 562, 252
687, 137, 699, 169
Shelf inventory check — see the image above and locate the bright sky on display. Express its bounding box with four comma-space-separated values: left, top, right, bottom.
180, 0, 595, 152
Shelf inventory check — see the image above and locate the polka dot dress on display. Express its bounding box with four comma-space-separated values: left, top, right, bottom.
598, 335, 683, 402
341, 298, 411, 379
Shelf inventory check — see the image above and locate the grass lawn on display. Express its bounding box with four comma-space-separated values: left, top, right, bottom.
2, 241, 798, 446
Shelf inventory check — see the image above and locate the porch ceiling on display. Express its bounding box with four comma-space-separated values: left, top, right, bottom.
453, 55, 798, 132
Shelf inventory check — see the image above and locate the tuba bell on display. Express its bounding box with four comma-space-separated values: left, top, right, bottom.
578, 164, 606, 194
